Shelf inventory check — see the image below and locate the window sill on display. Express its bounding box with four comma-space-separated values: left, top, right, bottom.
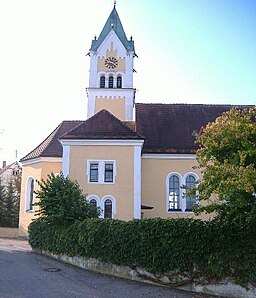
88, 182, 115, 185
168, 208, 182, 212
25, 210, 34, 213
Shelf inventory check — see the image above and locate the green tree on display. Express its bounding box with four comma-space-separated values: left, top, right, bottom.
4, 179, 20, 227
34, 173, 99, 226
194, 107, 256, 220
0, 177, 6, 226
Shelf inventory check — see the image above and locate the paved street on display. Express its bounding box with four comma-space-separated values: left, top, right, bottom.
0, 238, 213, 298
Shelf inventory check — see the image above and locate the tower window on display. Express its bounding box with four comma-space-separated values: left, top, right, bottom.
117, 76, 122, 88
100, 76, 105, 88
108, 76, 114, 88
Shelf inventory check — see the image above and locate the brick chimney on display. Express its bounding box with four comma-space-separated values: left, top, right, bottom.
2, 161, 6, 168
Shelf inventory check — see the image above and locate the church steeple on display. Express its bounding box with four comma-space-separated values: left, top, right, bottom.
90, 5, 135, 53
87, 4, 136, 121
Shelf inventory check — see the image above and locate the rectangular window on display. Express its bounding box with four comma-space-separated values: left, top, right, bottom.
89, 163, 99, 182
104, 163, 113, 182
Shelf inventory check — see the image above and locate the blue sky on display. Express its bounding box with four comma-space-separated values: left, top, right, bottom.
0, 0, 255, 164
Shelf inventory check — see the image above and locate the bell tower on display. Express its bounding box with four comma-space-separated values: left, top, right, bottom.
87, 3, 136, 121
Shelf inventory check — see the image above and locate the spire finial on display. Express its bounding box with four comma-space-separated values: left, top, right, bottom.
114, 0, 116, 7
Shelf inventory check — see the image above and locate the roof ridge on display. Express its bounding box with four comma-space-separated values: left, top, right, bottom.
20, 123, 62, 162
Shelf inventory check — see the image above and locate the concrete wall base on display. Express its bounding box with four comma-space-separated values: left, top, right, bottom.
0, 227, 19, 238
34, 249, 256, 298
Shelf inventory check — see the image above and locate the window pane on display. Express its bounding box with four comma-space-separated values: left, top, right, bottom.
89, 199, 97, 207
104, 163, 113, 182
29, 179, 34, 210
117, 76, 122, 88
108, 76, 114, 88
185, 175, 196, 211
100, 76, 105, 88
104, 199, 112, 218
168, 175, 180, 210
90, 163, 98, 182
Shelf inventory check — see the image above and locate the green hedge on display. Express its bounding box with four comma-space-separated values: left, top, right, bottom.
28, 216, 256, 286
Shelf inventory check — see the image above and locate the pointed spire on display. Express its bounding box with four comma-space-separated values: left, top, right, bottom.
90, 5, 135, 53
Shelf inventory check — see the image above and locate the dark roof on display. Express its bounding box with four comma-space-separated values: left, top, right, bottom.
60, 109, 143, 140
20, 121, 83, 162
136, 103, 251, 154
20, 104, 252, 162
90, 5, 135, 52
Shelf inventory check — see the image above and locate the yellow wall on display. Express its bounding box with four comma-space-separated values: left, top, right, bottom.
141, 158, 208, 220
95, 96, 126, 120
69, 145, 134, 221
19, 161, 62, 235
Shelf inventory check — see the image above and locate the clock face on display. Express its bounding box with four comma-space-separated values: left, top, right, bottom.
105, 57, 118, 69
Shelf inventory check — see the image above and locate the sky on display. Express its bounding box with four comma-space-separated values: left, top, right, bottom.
0, 0, 255, 165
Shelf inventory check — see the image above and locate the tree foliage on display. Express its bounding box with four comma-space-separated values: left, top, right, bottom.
0, 177, 20, 228
34, 173, 99, 226
194, 106, 256, 220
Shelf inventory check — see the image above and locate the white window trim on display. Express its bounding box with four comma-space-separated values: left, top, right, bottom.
166, 172, 183, 212
87, 194, 116, 219
25, 176, 35, 213
166, 172, 199, 213
87, 160, 116, 184
101, 195, 116, 219
182, 172, 200, 212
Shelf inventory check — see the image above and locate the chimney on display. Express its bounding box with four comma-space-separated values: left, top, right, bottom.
2, 161, 6, 168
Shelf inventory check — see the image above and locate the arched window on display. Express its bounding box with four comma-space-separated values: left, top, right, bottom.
117, 76, 122, 88
104, 199, 112, 218
89, 198, 97, 207
108, 75, 114, 88
100, 76, 105, 88
168, 175, 181, 211
185, 175, 196, 211
26, 177, 34, 212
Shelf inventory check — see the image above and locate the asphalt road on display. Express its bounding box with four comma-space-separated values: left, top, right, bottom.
0, 238, 213, 298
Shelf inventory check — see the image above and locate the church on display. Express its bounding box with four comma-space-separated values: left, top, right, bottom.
19, 4, 246, 235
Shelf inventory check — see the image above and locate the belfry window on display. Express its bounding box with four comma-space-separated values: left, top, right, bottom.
108, 76, 114, 88
117, 76, 122, 88
100, 76, 105, 88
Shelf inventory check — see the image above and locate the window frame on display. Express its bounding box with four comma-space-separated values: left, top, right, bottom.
166, 172, 199, 213
100, 75, 106, 88
87, 194, 116, 219
116, 75, 122, 88
87, 160, 116, 184
167, 172, 182, 212
25, 176, 35, 212
108, 75, 114, 88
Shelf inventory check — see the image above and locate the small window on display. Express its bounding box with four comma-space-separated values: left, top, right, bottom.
89, 163, 99, 182
26, 177, 34, 212
168, 175, 181, 211
108, 76, 114, 88
100, 76, 105, 88
89, 198, 97, 207
104, 199, 112, 218
117, 76, 122, 88
104, 163, 113, 183
185, 175, 196, 211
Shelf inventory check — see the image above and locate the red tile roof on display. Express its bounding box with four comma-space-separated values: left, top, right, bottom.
20, 104, 252, 162
20, 121, 83, 162
60, 109, 143, 140
136, 103, 251, 154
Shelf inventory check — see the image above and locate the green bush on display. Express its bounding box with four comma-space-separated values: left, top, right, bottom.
34, 173, 99, 226
28, 215, 256, 287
